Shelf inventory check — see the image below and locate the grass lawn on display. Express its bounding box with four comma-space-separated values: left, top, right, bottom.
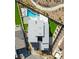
15, 2, 21, 25
49, 19, 57, 34
23, 24, 28, 32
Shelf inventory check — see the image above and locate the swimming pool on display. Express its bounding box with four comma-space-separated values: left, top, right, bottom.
27, 9, 39, 17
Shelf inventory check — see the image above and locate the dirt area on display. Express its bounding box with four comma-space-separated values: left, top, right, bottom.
33, 0, 63, 7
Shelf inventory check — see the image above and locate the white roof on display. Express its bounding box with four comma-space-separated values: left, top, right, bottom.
28, 20, 44, 42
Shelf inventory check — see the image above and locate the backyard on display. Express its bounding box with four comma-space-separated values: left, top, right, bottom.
15, 2, 57, 34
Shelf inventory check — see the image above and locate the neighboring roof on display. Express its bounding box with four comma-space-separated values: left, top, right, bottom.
26, 55, 43, 59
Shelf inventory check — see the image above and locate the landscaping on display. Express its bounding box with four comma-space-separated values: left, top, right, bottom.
15, 2, 21, 25
23, 24, 28, 32
49, 19, 57, 34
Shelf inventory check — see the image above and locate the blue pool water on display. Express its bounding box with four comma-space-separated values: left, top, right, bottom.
27, 9, 39, 17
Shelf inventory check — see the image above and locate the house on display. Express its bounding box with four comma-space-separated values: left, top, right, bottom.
28, 14, 49, 51
20, 8, 50, 51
